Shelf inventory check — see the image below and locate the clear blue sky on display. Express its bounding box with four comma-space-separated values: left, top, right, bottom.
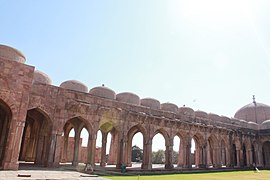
2, 0, 270, 151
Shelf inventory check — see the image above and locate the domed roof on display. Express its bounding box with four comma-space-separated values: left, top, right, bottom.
234, 98, 270, 124
0, 45, 26, 63
116, 92, 140, 105
141, 98, 160, 109
33, 70, 52, 85
260, 120, 270, 130
60, 80, 88, 93
178, 106, 194, 116
194, 110, 208, 118
161, 103, 178, 113
89, 85, 116, 99
208, 113, 221, 121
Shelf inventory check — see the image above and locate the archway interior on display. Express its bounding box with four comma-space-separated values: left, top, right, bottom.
19, 109, 52, 166
0, 102, 10, 166
232, 144, 237, 166
262, 141, 270, 168
152, 133, 165, 168
61, 117, 90, 166
173, 136, 180, 167
131, 132, 143, 165
190, 138, 197, 167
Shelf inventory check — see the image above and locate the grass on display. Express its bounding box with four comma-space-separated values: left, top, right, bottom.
104, 170, 270, 180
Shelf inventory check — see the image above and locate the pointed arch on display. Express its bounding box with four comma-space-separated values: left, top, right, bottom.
126, 124, 147, 168
0, 99, 12, 166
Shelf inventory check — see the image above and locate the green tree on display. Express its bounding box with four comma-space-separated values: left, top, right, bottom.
152, 149, 165, 164
132, 145, 143, 162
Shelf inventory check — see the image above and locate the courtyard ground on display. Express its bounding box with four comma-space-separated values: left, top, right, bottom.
104, 170, 270, 180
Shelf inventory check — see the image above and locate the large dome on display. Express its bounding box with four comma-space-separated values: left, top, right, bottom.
60, 80, 88, 93
0, 44, 26, 63
234, 100, 270, 124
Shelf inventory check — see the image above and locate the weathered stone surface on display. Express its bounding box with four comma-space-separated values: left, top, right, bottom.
1, 45, 270, 171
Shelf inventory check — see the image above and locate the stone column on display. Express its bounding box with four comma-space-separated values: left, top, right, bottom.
61, 134, 68, 163
200, 143, 207, 168
141, 139, 152, 170
184, 136, 192, 169
177, 140, 185, 167
72, 129, 80, 166
116, 132, 127, 169
3, 120, 25, 170
87, 134, 96, 166
236, 148, 241, 167
100, 132, 107, 167
165, 139, 174, 169
257, 143, 264, 168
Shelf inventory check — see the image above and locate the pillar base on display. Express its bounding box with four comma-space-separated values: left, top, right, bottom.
2, 161, 19, 170
141, 163, 152, 170
165, 164, 174, 169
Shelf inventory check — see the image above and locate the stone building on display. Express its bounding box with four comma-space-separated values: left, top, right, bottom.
0, 44, 270, 170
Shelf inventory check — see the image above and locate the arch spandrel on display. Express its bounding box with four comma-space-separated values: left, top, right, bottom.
126, 124, 147, 143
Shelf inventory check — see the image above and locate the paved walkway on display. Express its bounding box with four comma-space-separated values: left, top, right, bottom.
0, 169, 109, 180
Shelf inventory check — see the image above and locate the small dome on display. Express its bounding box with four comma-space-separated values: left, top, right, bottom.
0, 44, 26, 63
260, 120, 270, 130
234, 100, 270, 124
116, 92, 140, 105
208, 113, 221, 121
161, 103, 178, 113
248, 121, 259, 130
178, 106, 194, 116
89, 86, 116, 99
195, 110, 208, 118
141, 98, 160, 109
60, 80, 88, 93
33, 70, 52, 84
220, 116, 231, 124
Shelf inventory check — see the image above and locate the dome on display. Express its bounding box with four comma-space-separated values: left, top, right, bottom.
89, 86, 116, 100
260, 120, 270, 130
60, 80, 88, 93
248, 121, 259, 130
161, 103, 178, 113
194, 110, 208, 118
220, 116, 231, 124
141, 98, 160, 109
116, 92, 140, 105
234, 99, 270, 124
33, 70, 52, 84
208, 113, 221, 121
0, 44, 26, 63
178, 106, 194, 116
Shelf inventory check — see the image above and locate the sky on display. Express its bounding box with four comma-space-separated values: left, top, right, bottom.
1, 0, 270, 152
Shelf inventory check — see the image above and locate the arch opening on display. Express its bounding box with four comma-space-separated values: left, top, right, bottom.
152, 133, 166, 169
262, 141, 270, 168
0, 101, 11, 167
19, 108, 52, 167
61, 117, 91, 166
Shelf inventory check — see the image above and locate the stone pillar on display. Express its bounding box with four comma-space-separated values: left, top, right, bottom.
87, 134, 96, 166
165, 139, 174, 169
116, 132, 127, 169
46, 132, 63, 167
72, 130, 80, 166
61, 134, 68, 163
35, 135, 45, 165
257, 143, 264, 168
200, 143, 207, 168
142, 139, 152, 170
236, 148, 241, 167
3, 120, 25, 170
100, 132, 107, 167
184, 136, 192, 169
177, 140, 185, 167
